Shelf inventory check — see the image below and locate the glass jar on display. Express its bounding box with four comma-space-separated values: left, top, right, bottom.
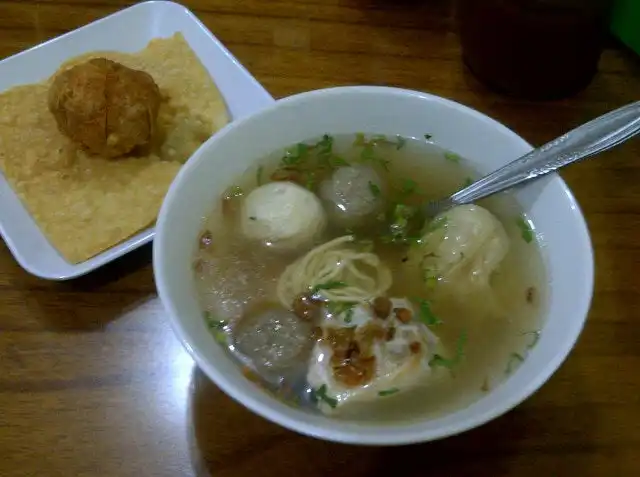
457, 0, 613, 99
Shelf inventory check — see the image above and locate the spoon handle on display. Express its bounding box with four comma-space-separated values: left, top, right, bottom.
449, 100, 640, 207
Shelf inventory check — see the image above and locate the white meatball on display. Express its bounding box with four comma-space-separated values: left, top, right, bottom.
241, 181, 326, 250
320, 165, 383, 227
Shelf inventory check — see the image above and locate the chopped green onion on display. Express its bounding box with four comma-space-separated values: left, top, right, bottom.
312, 281, 348, 294
256, 166, 264, 186
420, 255, 440, 288
331, 155, 349, 167
287, 394, 302, 408
203, 311, 225, 329
282, 148, 299, 165
368, 181, 381, 198
424, 133, 433, 140
281, 142, 310, 166
360, 134, 405, 150
423, 273, 439, 289
203, 312, 228, 344
506, 352, 525, 374
297, 142, 310, 155
358, 239, 375, 252
360, 144, 375, 162
456, 330, 468, 357
378, 388, 400, 397
417, 299, 442, 326
344, 307, 355, 324
522, 330, 541, 349
400, 178, 418, 197
309, 388, 319, 403
226, 185, 244, 198
310, 384, 338, 408
353, 133, 392, 170
385, 203, 418, 244
326, 301, 357, 322
304, 171, 317, 191
426, 215, 448, 233
274, 134, 347, 189
314, 135, 335, 170
444, 151, 461, 163
383, 234, 422, 246
316, 134, 333, 155
429, 331, 467, 369
429, 355, 453, 368
516, 216, 534, 243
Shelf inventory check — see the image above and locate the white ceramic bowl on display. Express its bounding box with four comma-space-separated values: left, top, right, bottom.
153, 86, 593, 445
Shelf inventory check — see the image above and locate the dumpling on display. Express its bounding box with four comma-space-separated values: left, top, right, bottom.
306, 298, 441, 414
408, 204, 509, 289
319, 165, 384, 227
241, 181, 327, 250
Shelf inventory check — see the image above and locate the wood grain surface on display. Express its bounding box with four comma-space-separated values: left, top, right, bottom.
1, 1, 639, 476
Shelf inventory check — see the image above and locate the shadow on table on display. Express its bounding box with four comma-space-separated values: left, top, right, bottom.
61, 241, 155, 291
12, 242, 156, 331
186, 367, 596, 477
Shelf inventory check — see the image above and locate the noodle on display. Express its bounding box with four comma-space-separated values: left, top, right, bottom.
276, 235, 392, 307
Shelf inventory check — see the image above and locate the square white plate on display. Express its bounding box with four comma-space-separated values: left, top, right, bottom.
0, 0, 274, 280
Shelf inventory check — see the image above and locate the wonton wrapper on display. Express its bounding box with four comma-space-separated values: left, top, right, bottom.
307, 299, 441, 414
408, 204, 509, 290
0, 33, 229, 264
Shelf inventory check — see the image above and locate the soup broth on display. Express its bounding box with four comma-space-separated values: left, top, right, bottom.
193, 133, 546, 422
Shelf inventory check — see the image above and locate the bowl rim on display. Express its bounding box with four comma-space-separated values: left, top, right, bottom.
154, 85, 594, 445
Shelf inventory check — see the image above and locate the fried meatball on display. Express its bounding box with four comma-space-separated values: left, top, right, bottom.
48, 58, 161, 158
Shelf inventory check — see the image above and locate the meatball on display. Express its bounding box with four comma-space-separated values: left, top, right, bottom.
48, 58, 161, 158
240, 181, 327, 250
320, 165, 384, 227
233, 308, 313, 371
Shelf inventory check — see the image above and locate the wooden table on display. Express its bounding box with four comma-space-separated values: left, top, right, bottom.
1, 1, 639, 476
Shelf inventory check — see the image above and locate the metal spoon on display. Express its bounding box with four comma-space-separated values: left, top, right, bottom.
424, 100, 640, 217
